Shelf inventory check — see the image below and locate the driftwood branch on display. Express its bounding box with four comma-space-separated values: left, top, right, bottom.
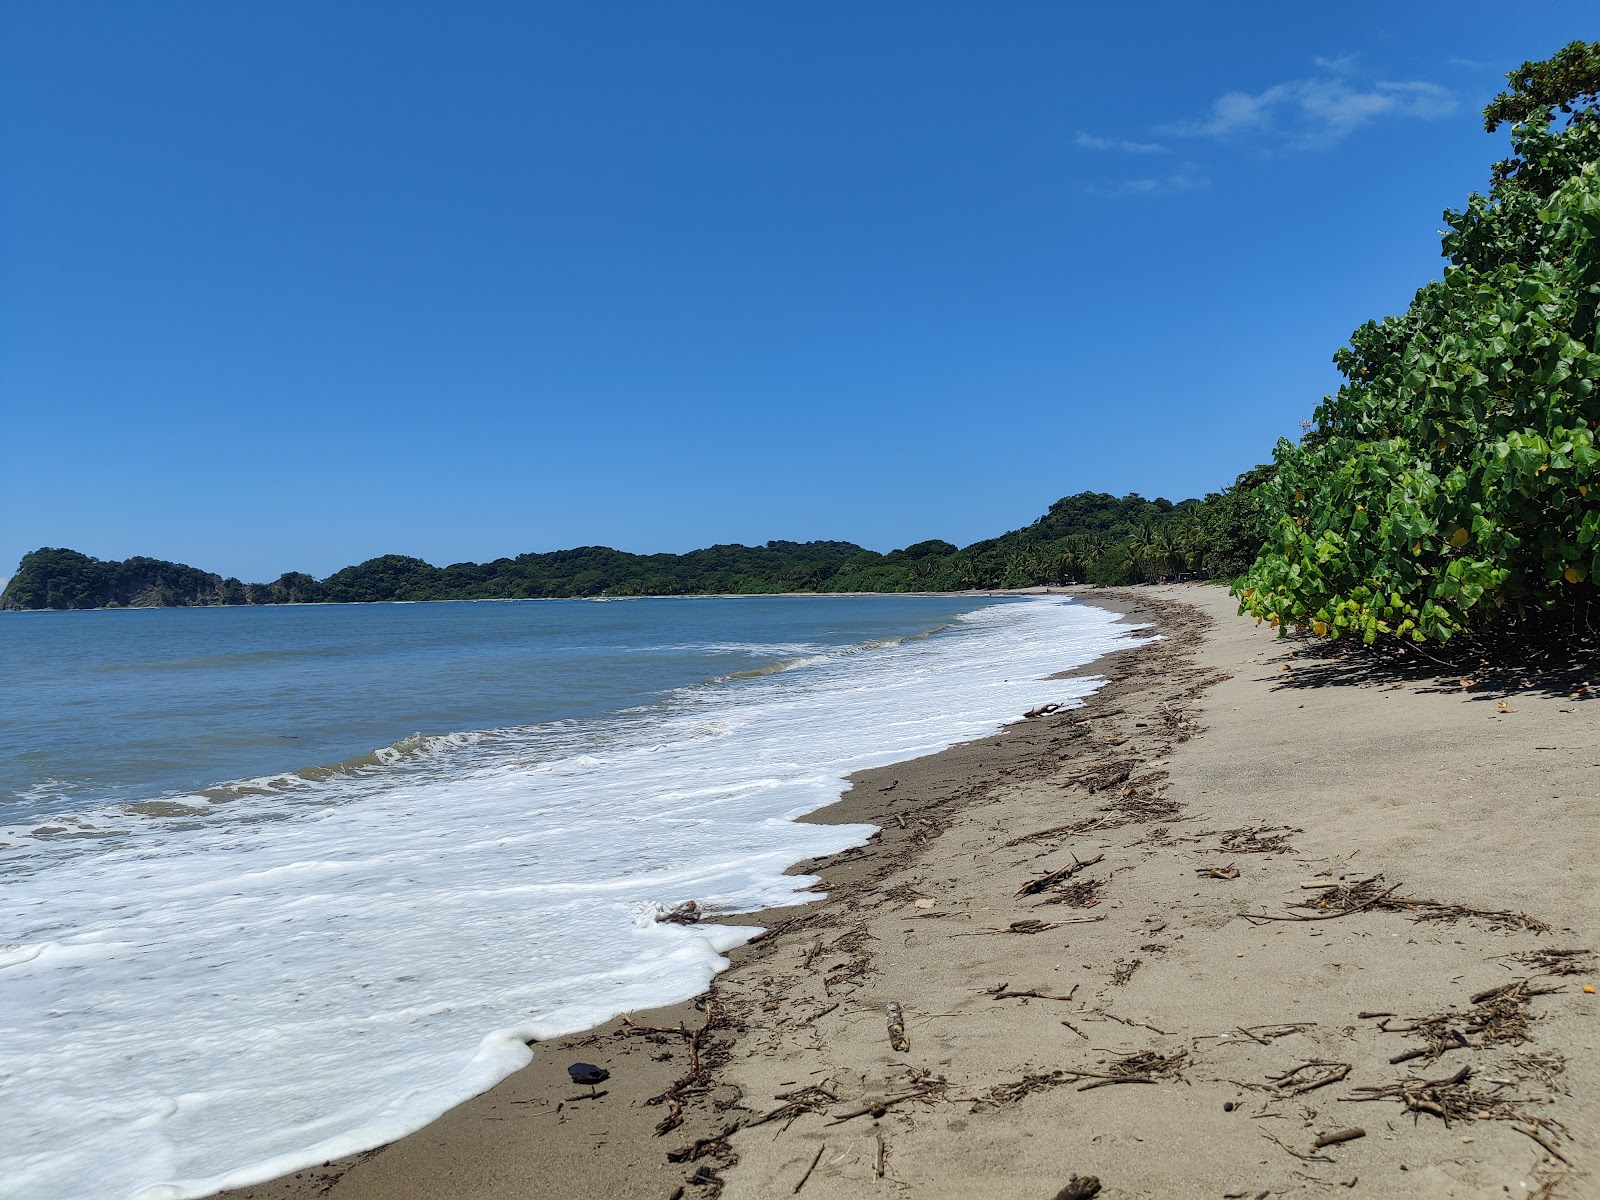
1312, 1127, 1366, 1149
1016, 854, 1104, 898
886, 1001, 909, 1052
792, 1142, 826, 1194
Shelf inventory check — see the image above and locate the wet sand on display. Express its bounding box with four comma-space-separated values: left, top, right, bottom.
221, 584, 1598, 1200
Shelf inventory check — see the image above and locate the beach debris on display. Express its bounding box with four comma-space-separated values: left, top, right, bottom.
567, 1061, 610, 1097
1343, 1061, 1574, 1161
1024, 702, 1063, 719
1072, 759, 1139, 794
1052, 1175, 1102, 1199
824, 1072, 948, 1125
1204, 824, 1300, 855
1015, 853, 1103, 898
1261, 1130, 1335, 1163
662, 900, 702, 925
1244, 874, 1553, 932
886, 1001, 910, 1052
1006, 918, 1057, 934
792, 1142, 826, 1194
1195, 864, 1241, 880
1069, 1048, 1188, 1091
666, 1121, 741, 1164
985, 981, 1080, 1002
1378, 978, 1566, 1066
1036, 878, 1103, 909
1109, 958, 1142, 986
1313, 1127, 1366, 1149
641, 899, 703, 925
1505, 947, 1596, 977
1507, 1050, 1567, 1091
1268, 1060, 1352, 1095
646, 1001, 716, 1136
748, 1086, 836, 1130
873, 1132, 886, 1179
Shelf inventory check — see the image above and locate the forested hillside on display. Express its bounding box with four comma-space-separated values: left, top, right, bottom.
1, 475, 1268, 609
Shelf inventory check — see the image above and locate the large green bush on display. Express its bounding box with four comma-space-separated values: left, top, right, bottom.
1236, 46, 1600, 643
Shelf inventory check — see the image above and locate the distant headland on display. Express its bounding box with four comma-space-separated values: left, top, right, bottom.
0, 483, 1269, 610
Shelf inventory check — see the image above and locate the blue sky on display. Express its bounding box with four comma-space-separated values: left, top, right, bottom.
0, 3, 1587, 581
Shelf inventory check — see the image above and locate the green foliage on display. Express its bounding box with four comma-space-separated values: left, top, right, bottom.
1237, 63, 1600, 644
1483, 40, 1600, 133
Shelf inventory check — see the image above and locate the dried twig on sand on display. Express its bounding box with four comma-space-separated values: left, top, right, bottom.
1016, 854, 1104, 898
1269, 1060, 1351, 1094
986, 981, 1080, 1002
1205, 825, 1301, 855
1382, 978, 1565, 1064
1244, 874, 1551, 932
1506, 947, 1596, 977
1069, 1048, 1187, 1091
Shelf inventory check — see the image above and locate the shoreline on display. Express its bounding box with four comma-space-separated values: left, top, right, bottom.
220, 585, 1598, 1199
0, 585, 1091, 614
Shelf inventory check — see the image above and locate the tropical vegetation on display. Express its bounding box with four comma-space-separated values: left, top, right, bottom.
1235, 41, 1600, 644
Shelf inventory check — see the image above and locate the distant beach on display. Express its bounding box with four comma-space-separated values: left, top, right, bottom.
217, 585, 1599, 1199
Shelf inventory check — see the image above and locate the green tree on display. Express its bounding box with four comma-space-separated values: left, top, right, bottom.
1237, 48, 1600, 643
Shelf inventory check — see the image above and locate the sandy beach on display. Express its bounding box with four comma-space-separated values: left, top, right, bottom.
220, 584, 1598, 1200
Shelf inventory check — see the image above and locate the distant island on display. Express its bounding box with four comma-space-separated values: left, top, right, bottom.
0, 482, 1270, 610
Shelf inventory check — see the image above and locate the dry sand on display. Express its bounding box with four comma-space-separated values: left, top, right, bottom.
220, 584, 1598, 1200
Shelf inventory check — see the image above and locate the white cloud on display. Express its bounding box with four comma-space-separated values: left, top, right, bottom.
1170, 61, 1458, 148
1074, 131, 1168, 154
1087, 162, 1209, 197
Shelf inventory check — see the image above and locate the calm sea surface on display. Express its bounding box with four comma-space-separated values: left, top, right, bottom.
0, 595, 1141, 1200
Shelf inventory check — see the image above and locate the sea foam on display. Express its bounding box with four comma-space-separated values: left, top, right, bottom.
0, 598, 1141, 1200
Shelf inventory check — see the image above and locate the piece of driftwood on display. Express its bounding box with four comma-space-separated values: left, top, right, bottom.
874, 1133, 886, 1178
1312, 1127, 1366, 1149
823, 1089, 928, 1125
1016, 854, 1104, 898
987, 982, 1079, 1002
792, 1142, 826, 1194
886, 1002, 910, 1053
1270, 1060, 1351, 1095
1025, 702, 1063, 719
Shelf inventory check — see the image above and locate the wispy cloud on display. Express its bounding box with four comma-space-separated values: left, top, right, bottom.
1074, 131, 1167, 154
1168, 60, 1457, 149
1087, 162, 1209, 198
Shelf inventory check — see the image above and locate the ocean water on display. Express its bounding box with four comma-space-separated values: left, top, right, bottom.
0, 594, 1141, 1200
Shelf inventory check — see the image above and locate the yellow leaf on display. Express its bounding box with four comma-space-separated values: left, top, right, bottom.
1312, 620, 1328, 636
1566, 566, 1584, 584
1450, 527, 1469, 548
1581, 484, 1589, 497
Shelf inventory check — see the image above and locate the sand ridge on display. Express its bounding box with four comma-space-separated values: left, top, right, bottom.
220, 585, 1598, 1200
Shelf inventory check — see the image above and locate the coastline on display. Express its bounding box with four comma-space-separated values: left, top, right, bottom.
219, 585, 1597, 1199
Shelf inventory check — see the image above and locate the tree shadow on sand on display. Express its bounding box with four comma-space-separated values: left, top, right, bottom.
1257, 601, 1596, 704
